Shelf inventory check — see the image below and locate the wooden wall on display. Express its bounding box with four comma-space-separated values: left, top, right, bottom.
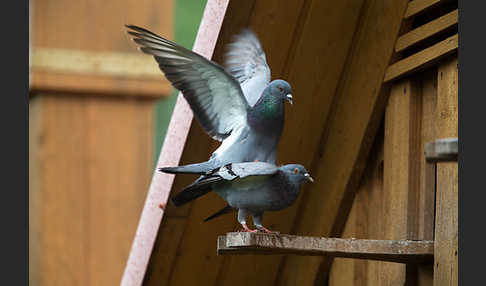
142, 0, 411, 285
329, 56, 458, 286
122, 0, 457, 285
29, 0, 173, 285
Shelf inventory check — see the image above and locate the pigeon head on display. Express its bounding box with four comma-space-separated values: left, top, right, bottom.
280, 164, 314, 185
269, 80, 293, 105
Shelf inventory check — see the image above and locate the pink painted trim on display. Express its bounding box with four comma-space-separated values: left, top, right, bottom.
120, 1, 230, 285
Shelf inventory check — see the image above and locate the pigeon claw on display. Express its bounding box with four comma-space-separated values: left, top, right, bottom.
239, 224, 258, 233
256, 226, 276, 234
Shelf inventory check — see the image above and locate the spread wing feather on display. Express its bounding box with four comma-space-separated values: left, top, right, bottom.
127, 25, 249, 141
224, 29, 271, 107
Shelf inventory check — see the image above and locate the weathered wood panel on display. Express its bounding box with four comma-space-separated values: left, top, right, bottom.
29, 0, 172, 285
328, 71, 440, 286
29, 95, 154, 286
384, 34, 458, 82
380, 80, 419, 286
404, 0, 443, 19
433, 56, 458, 286
329, 128, 384, 286
395, 9, 458, 53
30, 95, 90, 286
31, 0, 173, 97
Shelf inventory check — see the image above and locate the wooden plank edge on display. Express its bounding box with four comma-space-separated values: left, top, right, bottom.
31, 47, 164, 79
395, 9, 458, 53
384, 34, 458, 83
30, 70, 172, 98
404, 0, 442, 19
217, 233, 434, 264
119, 1, 231, 285
425, 137, 458, 162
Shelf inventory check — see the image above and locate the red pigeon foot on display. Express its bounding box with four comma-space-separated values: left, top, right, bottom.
257, 226, 276, 234
239, 224, 258, 233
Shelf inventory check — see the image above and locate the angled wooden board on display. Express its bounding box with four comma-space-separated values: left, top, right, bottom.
120, 1, 230, 285
277, 0, 410, 285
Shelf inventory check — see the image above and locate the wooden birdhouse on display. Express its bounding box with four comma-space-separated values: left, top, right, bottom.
121, 0, 458, 285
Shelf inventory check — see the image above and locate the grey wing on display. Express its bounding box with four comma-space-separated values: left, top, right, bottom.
224, 29, 271, 107
127, 25, 249, 142
218, 162, 278, 180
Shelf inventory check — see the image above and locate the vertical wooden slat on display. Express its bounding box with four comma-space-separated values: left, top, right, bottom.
381, 79, 421, 285
381, 82, 409, 286
419, 70, 438, 241
29, 95, 155, 286
433, 56, 458, 286
29, 96, 42, 286
30, 1, 172, 285
30, 95, 89, 286
86, 97, 153, 286
366, 149, 385, 286
413, 70, 438, 286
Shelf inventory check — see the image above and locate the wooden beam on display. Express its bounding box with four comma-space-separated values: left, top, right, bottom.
433, 56, 458, 286
30, 70, 171, 98
404, 0, 442, 19
217, 233, 434, 264
32, 48, 164, 79
395, 9, 458, 53
425, 137, 458, 162
120, 1, 230, 285
384, 34, 458, 82
31, 0, 174, 98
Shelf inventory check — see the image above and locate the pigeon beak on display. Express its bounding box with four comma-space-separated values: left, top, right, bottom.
286, 94, 293, 105
304, 173, 314, 183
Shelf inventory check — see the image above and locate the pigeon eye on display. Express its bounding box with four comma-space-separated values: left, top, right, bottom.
279, 87, 283, 92
293, 168, 299, 174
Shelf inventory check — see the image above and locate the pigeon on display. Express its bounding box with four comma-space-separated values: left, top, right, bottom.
125, 25, 293, 176
170, 162, 314, 233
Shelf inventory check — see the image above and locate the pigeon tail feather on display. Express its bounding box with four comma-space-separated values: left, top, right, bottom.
203, 205, 235, 222
170, 175, 222, 207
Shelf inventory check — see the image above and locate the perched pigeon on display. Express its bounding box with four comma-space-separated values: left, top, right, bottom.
170, 162, 314, 233
125, 25, 293, 175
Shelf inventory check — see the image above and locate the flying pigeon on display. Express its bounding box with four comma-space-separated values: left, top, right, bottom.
125, 25, 293, 175
170, 162, 314, 233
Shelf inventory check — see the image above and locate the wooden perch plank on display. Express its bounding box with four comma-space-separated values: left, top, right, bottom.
218, 233, 434, 264
30, 70, 171, 98
404, 0, 442, 19
384, 34, 458, 82
395, 9, 458, 53
425, 137, 458, 162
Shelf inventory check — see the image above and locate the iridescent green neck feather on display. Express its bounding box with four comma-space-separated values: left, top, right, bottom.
247, 89, 284, 133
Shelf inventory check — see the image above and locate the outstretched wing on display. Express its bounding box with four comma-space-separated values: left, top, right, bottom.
224, 29, 271, 107
126, 25, 249, 141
